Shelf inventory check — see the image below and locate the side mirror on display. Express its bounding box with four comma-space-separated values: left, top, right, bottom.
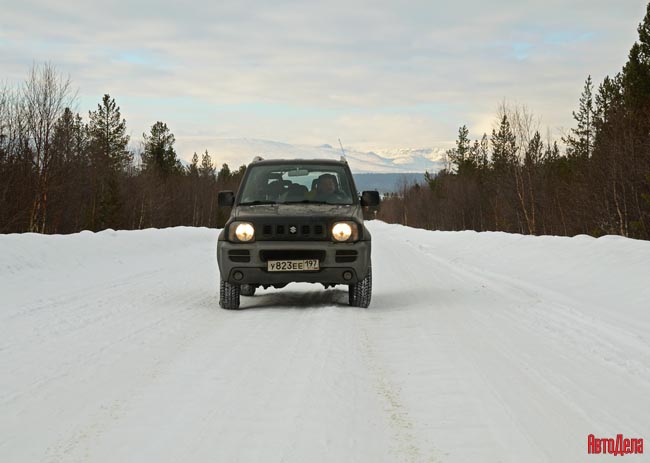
360, 191, 380, 207
218, 191, 235, 207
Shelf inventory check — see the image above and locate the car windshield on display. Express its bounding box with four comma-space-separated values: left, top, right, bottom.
238, 163, 355, 205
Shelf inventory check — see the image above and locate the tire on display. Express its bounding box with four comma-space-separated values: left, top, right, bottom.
240, 284, 256, 297
349, 267, 372, 308
219, 278, 241, 310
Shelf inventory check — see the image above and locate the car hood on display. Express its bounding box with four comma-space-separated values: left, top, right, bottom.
232, 203, 362, 221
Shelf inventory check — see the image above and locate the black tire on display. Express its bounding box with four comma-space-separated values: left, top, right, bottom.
240, 284, 257, 297
349, 267, 372, 308
219, 278, 241, 310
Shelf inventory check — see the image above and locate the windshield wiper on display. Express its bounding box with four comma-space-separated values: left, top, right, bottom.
238, 200, 278, 206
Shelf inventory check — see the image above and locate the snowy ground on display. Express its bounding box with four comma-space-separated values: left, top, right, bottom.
1, 222, 649, 462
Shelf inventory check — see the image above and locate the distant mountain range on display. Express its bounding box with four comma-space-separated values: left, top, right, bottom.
177, 137, 447, 174
352, 173, 427, 194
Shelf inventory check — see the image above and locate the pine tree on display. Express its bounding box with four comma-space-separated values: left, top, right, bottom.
544, 141, 560, 162
88, 94, 131, 172
594, 75, 623, 129
470, 140, 481, 169
619, 3, 650, 110
188, 152, 199, 177
621, 43, 650, 111
72, 113, 88, 165
491, 115, 517, 171
563, 76, 595, 160
640, 3, 650, 56
48, 108, 90, 231
217, 163, 231, 184
525, 131, 544, 167
141, 121, 182, 177
448, 125, 473, 173
614, 3, 650, 238
479, 133, 489, 169
87, 94, 131, 230
51, 108, 79, 165
51, 108, 88, 168
199, 150, 215, 178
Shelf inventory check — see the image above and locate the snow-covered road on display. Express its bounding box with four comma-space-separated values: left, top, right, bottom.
1, 222, 649, 462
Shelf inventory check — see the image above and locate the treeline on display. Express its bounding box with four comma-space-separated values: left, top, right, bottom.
0, 67, 246, 234
2, 6, 649, 239
378, 4, 650, 240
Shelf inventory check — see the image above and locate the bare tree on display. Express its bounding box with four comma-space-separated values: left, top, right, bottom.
23, 63, 76, 232
496, 101, 544, 234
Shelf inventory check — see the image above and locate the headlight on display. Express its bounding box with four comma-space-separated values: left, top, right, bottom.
229, 222, 255, 242
331, 221, 358, 242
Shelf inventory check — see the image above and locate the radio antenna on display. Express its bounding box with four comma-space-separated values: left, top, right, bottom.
338, 138, 347, 160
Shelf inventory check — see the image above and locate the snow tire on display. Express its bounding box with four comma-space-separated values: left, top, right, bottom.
349, 266, 372, 308
220, 278, 241, 310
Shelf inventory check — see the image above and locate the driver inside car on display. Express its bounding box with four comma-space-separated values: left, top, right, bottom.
311, 173, 345, 202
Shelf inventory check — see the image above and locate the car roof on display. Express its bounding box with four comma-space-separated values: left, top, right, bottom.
250, 158, 348, 166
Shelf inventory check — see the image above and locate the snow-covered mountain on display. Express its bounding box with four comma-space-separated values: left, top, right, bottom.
372, 147, 448, 171
353, 172, 427, 193
176, 138, 447, 174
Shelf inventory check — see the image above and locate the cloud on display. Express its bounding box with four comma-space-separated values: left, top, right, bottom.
1, 0, 647, 164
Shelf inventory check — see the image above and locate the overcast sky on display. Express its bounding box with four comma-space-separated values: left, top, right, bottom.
1, 0, 647, 159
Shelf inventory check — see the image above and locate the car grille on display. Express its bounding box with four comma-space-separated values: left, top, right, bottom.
258, 221, 327, 240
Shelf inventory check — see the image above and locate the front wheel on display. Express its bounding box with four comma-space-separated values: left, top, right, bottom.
219, 278, 241, 310
349, 267, 372, 308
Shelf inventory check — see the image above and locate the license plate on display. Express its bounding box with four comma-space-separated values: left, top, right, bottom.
267, 259, 320, 272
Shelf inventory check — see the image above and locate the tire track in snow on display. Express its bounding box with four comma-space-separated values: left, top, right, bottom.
43, 294, 218, 462
376, 232, 555, 461
3, 224, 649, 462
396, 234, 650, 457
360, 326, 424, 462
366, 238, 459, 462
1, 280, 211, 407
409, 239, 650, 393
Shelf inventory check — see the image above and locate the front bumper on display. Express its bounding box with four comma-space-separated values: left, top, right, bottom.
217, 239, 371, 285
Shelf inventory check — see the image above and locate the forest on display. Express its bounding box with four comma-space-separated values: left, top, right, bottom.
1, 4, 649, 239
377, 5, 650, 240
0, 85, 247, 233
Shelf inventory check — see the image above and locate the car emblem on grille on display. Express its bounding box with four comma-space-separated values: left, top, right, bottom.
289, 225, 297, 234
